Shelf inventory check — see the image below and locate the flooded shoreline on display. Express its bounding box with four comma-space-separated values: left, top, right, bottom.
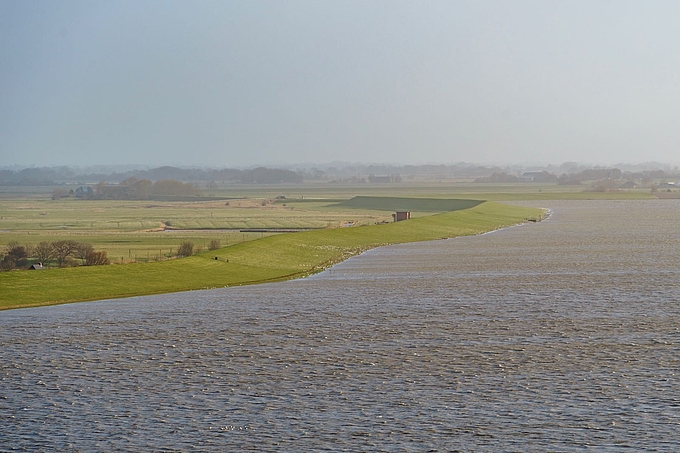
1, 200, 679, 451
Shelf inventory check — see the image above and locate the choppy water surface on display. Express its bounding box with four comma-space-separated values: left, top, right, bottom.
2, 200, 680, 452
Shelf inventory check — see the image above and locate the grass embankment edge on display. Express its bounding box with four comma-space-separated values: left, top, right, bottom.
0, 202, 544, 310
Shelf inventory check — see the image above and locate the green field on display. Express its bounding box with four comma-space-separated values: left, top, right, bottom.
0, 196, 397, 263
0, 201, 543, 310
0, 185, 554, 263
211, 182, 655, 202
330, 196, 485, 211
1, 180, 656, 310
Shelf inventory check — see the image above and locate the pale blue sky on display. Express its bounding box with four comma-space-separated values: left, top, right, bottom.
2, 0, 679, 168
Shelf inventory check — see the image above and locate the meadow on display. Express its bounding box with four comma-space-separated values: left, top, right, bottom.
0, 180, 652, 309
0, 200, 543, 309
0, 191, 395, 263
1, 181, 645, 264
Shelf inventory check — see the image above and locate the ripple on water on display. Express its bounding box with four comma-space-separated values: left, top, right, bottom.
1, 200, 680, 451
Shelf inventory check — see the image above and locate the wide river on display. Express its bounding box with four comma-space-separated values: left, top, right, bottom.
1, 200, 679, 452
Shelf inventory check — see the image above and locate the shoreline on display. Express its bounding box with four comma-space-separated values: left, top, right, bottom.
0, 202, 545, 311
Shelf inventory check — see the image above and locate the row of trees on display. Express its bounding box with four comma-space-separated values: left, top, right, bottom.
1, 240, 109, 271
473, 167, 678, 186
1, 238, 224, 270
3, 166, 305, 186
4, 163, 680, 187
52, 178, 201, 200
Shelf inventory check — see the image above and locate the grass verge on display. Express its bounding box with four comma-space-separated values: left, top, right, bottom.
0, 201, 543, 310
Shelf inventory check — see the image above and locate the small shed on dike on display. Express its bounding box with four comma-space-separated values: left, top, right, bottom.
392, 211, 411, 222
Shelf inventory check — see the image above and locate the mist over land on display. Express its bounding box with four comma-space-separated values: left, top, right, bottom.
3, 1, 680, 168
2, 161, 679, 195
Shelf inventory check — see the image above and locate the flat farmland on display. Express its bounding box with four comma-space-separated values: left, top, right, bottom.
201, 181, 655, 201
1, 179, 653, 309
0, 200, 544, 309
0, 181, 652, 263
0, 192, 407, 262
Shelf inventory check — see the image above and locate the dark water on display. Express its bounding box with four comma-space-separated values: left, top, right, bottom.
1, 200, 680, 452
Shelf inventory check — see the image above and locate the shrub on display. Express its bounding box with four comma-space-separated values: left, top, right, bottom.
1, 255, 16, 271
3, 241, 29, 269
85, 250, 110, 266
178, 241, 194, 257
208, 239, 221, 251
51, 188, 69, 200
63, 257, 79, 268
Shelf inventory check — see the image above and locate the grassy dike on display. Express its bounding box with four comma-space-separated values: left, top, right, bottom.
0, 202, 543, 310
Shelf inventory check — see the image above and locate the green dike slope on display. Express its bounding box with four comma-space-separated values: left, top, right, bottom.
0, 201, 543, 310
330, 196, 484, 211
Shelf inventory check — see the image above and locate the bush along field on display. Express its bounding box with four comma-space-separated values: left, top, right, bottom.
0, 201, 544, 310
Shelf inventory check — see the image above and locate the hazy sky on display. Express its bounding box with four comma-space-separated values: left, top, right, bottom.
2, 0, 680, 168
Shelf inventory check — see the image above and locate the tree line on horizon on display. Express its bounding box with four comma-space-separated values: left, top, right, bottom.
2, 163, 679, 187
0, 166, 304, 186
474, 167, 679, 187
52, 178, 202, 200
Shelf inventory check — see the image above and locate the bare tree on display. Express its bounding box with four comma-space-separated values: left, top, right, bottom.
51, 240, 79, 267
5, 241, 20, 256
94, 181, 107, 198
152, 179, 200, 197
34, 241, 55, 263
74, 242, 94, 263
121, 177, 152, 199
24, 244, 34, 260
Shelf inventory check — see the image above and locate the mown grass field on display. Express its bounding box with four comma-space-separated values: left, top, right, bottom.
0, 201, 543, 309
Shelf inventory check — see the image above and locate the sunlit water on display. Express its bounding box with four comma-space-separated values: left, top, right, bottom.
2, 200, 680, 452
